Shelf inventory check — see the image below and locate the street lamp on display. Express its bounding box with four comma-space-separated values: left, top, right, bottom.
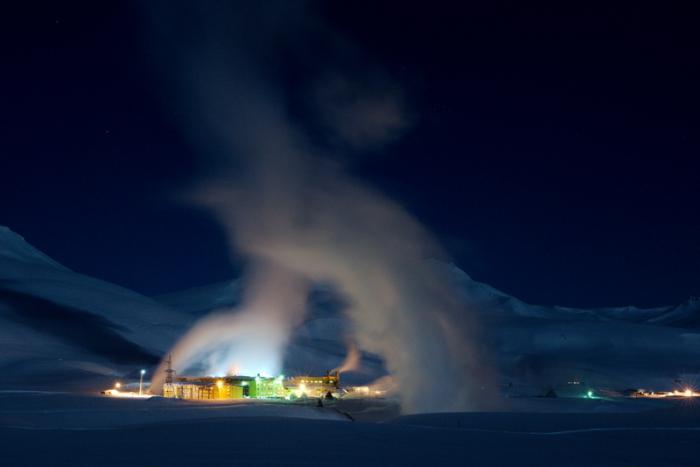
139, 369, 146, 396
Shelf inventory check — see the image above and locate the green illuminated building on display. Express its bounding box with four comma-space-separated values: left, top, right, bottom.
163, 374, 287, 400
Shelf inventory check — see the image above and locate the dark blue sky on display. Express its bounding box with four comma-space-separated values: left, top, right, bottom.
2, 1, 698, 308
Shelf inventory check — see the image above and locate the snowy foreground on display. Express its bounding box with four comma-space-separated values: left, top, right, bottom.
2, 393, 700, 466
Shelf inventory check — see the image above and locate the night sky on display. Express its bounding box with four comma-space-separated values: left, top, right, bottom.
2, 1, 699, 308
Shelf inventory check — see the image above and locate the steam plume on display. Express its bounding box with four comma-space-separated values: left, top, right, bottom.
147, 2, 495, 412
156, 261, 307, 379
333, 340, 361, 375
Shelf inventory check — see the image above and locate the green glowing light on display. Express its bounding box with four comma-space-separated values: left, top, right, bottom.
587, 390, 594, 398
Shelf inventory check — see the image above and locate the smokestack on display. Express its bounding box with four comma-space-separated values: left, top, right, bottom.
164, 354, 175, 385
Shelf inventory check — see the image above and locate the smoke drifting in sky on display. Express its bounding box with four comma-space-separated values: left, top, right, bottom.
148, 2, 494, 412
333, 340, 361, 375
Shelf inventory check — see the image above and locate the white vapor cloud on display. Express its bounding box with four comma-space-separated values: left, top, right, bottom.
147, 1, 495, 412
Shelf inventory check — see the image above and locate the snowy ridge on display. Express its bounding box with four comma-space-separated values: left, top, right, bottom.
157, 259, 700, 330
0, 226, 69, 271
0, 226, 194, 388
443, 262, 700, 327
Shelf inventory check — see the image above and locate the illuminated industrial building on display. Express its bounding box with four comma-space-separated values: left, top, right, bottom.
286, 371, 340, 398
157, 355, 341, 401
163, 375, 287, 400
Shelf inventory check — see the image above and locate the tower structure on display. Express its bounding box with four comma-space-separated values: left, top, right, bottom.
164, 354, 175, 385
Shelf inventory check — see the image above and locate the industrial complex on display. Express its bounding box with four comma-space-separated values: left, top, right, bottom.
157, 355, 342, 401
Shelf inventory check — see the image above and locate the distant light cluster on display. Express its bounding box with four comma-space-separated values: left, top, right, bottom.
635, 388, 699, 398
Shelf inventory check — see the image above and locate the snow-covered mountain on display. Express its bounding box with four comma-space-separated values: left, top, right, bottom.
2, 224, 700, 393
0, 227, 194, 388
444, 262, 700, 327
434, 264, 700, 389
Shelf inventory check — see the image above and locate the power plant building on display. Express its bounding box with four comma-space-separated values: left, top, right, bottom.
163, 375, 286, 400
159, 356, 341, 401
286, 371, 340, 398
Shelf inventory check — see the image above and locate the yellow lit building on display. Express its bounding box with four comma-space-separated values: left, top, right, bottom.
286, 371, 340, 398
163, 375, 285, 400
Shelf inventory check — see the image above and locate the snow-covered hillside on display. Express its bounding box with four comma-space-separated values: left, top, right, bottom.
443, 261, 700, 326
0, 227, 194, 388
2, 224, 700, 395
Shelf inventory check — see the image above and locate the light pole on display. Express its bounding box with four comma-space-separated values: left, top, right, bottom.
139, 369, 146, 396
